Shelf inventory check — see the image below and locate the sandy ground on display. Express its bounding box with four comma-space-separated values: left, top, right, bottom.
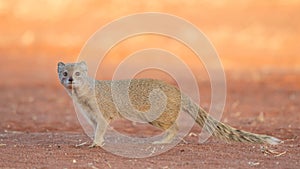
0, 55, 299, 168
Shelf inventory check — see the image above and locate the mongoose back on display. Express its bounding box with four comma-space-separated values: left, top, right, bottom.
57, 61, 282, 147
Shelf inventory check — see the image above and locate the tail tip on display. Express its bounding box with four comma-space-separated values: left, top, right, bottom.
265, 136, 283, 145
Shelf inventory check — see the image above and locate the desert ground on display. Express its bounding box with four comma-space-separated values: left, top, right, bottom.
0, 55, 299, 168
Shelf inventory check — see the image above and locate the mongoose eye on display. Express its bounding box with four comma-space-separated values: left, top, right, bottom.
63, 72, 68, 76
75, 72, 81, 76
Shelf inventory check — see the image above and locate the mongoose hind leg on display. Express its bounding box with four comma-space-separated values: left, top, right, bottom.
152, 123, 179, 144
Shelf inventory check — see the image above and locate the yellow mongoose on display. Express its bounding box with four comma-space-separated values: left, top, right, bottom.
57, 61, 282, 147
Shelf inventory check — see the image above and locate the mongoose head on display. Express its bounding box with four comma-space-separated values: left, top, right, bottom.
57, 61, 88, 89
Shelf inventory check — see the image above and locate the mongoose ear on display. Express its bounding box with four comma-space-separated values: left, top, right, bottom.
78, 61, 88, 71
57, 62, 65, 73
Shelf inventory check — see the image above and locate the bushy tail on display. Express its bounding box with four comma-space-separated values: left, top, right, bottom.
182, 95, 282, 145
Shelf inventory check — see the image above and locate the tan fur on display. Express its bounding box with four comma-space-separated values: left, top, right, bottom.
58, 61, 282, 147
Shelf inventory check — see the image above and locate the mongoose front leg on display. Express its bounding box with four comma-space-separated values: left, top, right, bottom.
89, 118, 108, 148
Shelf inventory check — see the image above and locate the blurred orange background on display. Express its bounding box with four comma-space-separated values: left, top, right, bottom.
0, 0, 299, 85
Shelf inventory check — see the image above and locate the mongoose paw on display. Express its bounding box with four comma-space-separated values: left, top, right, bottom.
152, 140, 171, 144
88, 141, 105, 148
88, 143, 97, 148
152, 141, 164, 144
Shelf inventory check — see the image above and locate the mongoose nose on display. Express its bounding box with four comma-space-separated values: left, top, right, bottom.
68, 77, 73, 82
